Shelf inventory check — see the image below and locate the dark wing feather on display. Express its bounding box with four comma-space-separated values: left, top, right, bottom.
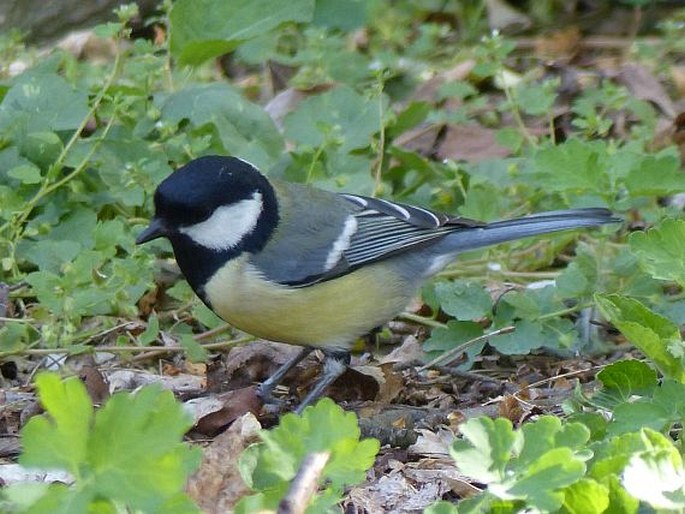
339, 193, 482, 268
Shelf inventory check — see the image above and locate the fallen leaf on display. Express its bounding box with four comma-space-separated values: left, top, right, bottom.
408, 428, 455, 458
671, 65, 685, 98
346, 463, 459, 513
437, 124, 511, 162
79, 364, 110, 405
106, 369, 205, 395
412, 60, 476, 103
193, 388, 262, 435
375, 363, 405, 404
0, 463, 72, 486
534, 26, 581, 62
394, 123, 442, 156
217, 341, 305, 393
57, 29, 118, 63
619, 62, 676, 119
186, 412, 262, 514
326, 366, 379, 403
265, 84, 335, 130
0, 283, 9, 318
484, 0, 531, 33
379, 335, 424, 366
498, 394, 525, 423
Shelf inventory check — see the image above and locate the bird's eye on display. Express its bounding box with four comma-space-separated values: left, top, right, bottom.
199, 208, 213, 221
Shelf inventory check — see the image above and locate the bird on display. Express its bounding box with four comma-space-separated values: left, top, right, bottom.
136, 155, 620, 413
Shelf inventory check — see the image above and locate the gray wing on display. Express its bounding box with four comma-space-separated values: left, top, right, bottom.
256, 187, 481, 286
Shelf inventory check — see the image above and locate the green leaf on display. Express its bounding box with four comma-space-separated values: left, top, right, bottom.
17, 373, 201, 514
93, 22, 124, 38
0, 72, 89, 136
450, 417, 517, 483
622, 429, 685, 510
555, 245, 599, 298
423, 500, 459, 514
192, 302, 225, 330
495, 127, 525, 153
88, 126, 173, 208
0, 482, 52, 511
516, 417, 589, 469
489, 319, 545, 354
515, 81, 558, 117
387, 101, 430, 139
87, 385, 201, 511
459, 183, 502, 221
607, 380, 685, 436
624, 155, 685, 196
241, 398, 379, 510
609, 402, 670, 436
283, 86, 384, 154
158, 84, 283, 169
21, 241, 82, 273
561, 478, 610, 514
595, 294, 685, 382
0, 322, 30, 352
451, 416, 589, 512
603, 474, 639, 514
505, 447, 585, 512
433, 280, 493, 321
169, 0, 315, 65
138, 314, 159, 345
312, 0, 369, 30
422, 320, 485, 369
20, 131, 63, 169
629, 219, 685, 285
7, 163, 42, 184
596, 360, 658, 403
531, 139, 609, 194
20, 374, 93, 475
179, 334, 209, 362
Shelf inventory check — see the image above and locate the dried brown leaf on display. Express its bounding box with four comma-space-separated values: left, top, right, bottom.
186, 412, 261, 514
534, 26, 581, 62
437, 124, 511, 162
619, 63, 676, 118
194, 387, 261, 435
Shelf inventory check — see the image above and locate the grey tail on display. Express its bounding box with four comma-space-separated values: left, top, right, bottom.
445, 208, 620, 253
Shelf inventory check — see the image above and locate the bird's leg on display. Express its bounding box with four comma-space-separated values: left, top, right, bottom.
258, 346, 314, 404
294, 350, 350, 415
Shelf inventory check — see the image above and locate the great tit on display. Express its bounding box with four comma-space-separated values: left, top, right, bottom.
136, 155, 619, 413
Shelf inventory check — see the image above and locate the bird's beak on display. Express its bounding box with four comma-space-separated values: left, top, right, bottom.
136, 218, 167, 244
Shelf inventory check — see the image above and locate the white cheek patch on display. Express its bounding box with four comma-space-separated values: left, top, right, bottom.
324, 215, 358, 270
180, 192, 263, 251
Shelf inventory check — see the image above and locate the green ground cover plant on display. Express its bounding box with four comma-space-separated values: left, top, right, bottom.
2, 0, 685, 512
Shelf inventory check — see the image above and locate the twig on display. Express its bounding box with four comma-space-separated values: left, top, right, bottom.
278, 451, 330, 514
418, 325, 515, 371
513, 363, 607, 398
398, 312, 448, 330
0, 336, 253, 359
433, 366, 504, 384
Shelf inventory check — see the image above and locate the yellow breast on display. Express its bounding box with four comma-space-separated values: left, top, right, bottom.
202, 255, 414, 349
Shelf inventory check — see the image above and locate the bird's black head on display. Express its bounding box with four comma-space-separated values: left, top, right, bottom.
136, 155, 279, 291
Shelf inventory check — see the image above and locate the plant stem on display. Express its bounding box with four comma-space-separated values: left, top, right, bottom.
418, 325, 515, 371
0, 335, 253, 359
373, 76, 386, 197
398, 312, 448, 329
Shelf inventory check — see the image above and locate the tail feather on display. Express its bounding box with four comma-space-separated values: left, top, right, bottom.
444, 208, 620, 253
